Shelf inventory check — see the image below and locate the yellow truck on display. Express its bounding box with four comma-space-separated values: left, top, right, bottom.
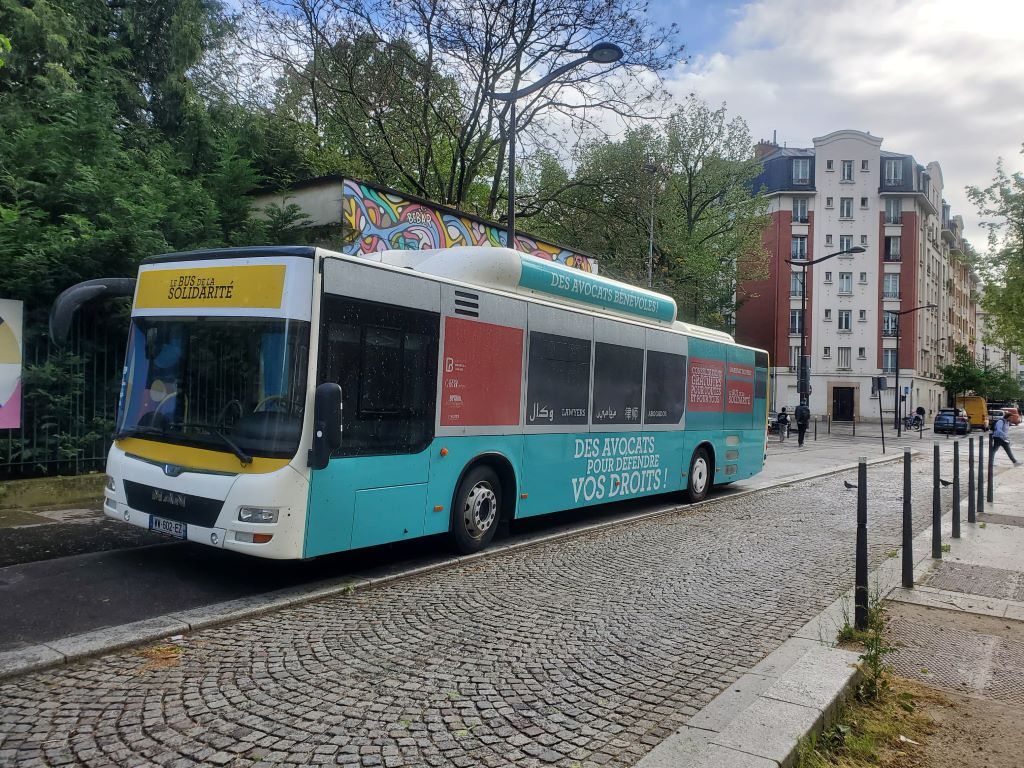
955, 396, 989, 431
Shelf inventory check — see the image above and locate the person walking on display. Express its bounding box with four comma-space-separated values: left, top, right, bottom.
795, 403, 811, 447
777, 407, 790, 443
991, 411, 1021, 465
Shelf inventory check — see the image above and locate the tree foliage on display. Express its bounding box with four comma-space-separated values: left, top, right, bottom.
939, 344, 1023, 402
967, 148, 1024, 356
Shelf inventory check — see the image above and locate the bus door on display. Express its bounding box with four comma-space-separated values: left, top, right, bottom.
307, 261, 441, 556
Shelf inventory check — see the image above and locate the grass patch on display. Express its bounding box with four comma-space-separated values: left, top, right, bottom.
941, 543, 951, 553
135, 643, 183, 672
795, 677, 937, 767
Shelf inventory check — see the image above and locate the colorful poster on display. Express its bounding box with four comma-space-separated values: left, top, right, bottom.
687, 357, 725, 413
440, 317, 523, 426
341, 179, 598, 273
0, 299, 23, 429
726, 362, 755, 414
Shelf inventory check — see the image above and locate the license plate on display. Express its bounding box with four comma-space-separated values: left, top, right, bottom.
149, 515, 187, 539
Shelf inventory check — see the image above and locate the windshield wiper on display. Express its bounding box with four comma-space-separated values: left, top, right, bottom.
114, 424, 166, 440
170, 421, 253, 467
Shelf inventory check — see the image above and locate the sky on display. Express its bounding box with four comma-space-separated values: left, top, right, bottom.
650, 0, 1024, 248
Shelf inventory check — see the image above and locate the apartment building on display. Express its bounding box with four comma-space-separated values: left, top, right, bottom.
737, 129, 979, 421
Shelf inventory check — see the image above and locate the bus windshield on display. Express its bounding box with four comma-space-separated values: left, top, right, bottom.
116, 316, 310, 461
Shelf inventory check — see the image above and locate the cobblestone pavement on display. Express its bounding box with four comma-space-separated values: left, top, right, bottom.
0, 454, 958, 768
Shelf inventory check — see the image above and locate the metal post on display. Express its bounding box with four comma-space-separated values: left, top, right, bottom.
952, 440, 960, 539
902, 447, 914, 588
647, 182, 655, 288
968, 436, 976, 523
978, 435, 985, 515
932, 442, 942, 559
814, 417, 818, 441
506, 99, 517, 249
799, 264, 808, 408
895, 314, 902, 437
880, 397, 886, 454
853, 418, 856, 436
855, 456, 869, 629
988, 434, 994, 504
828, 415, 831, 435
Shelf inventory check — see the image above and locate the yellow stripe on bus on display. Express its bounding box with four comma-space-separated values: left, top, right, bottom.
135, 264, 286, 309
116, 437, 292, 475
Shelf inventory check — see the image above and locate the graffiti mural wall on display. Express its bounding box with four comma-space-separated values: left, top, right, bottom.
340, 179, 598, 273
0, 299, 23, 429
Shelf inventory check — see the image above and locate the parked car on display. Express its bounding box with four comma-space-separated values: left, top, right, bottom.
989, 409, 1006, 430
934, 408, 970, 435
1000, 406, 1021, 426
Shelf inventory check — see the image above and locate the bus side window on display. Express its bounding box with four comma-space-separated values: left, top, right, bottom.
319, 296, 439, 456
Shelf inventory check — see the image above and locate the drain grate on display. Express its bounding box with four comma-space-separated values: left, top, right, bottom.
921, 561, 1019, 600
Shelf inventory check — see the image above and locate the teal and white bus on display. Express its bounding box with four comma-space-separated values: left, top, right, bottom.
54, 245, 768, 559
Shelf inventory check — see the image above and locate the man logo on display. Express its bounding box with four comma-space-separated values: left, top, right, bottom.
152, 488, 186, 508
163, 463, 184, 477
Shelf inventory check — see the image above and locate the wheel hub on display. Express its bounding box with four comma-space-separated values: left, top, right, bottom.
692, 457, 708, 493
464, 483, 497, 539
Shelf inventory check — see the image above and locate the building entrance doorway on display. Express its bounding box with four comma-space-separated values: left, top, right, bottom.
833, 387, 855, 421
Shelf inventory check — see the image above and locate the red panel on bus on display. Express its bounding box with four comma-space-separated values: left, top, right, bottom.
687, 358, 725, 412
726, 379, 754, 413
440, 316, 523, 426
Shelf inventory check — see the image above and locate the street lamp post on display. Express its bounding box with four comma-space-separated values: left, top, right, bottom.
886, 303, 938, 437
785, 246, 866, 408
643, 162, 658, 288
488, 42, 623, 250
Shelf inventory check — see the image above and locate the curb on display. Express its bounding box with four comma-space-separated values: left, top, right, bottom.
0, 453, 905, 683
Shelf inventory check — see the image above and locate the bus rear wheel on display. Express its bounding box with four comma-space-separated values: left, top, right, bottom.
451, 466, 502, 554
684, 447, 712, 504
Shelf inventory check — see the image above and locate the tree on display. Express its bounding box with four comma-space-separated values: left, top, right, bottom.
525, 97, 769, 331
236, 0, 683, 216
967, 148, 1024, 356
938, 344, 982, 402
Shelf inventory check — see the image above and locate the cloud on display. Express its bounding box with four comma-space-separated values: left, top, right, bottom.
667, 0, 1024, 247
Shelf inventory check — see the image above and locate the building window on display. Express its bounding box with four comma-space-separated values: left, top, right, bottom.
883, 273, 900, 298
842, 160, 853, 181
792, 197, 808, 223
884, 235, 901, 260
838, 310, 852, 331
860, 197, 869, 208
883, 348, 897, 371
826, 196, 834, 208
858, 309, 867, 321
824, 271, 832, 283
839, 273, 853, 293
792, 158, 810, 185
884, 159, 903, 186
885, 198, 902, 224
860, 234, 868, 245
823, 346, 831, 357
790, 271, 804, 296
858, 347, 866, 358
791, 235, 807, 260
839, 234, 853, 252
824, 308, 832, 321
840, 198, 853, 218
825, 234, 833, 246
882, 313, 899, 336
838, 347, 852, 370
861, 159, 869, 171
859, 272, 867, 283
789, 345, 801, 370
789, 310, 803, 335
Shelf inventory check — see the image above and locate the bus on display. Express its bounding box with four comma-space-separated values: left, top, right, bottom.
52, 245, 769, 559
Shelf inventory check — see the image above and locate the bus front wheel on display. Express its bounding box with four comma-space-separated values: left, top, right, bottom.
684, 448, 712, 504
451, 466, 502, 554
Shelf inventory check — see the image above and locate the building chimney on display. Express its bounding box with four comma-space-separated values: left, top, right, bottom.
754, 137, 779, 160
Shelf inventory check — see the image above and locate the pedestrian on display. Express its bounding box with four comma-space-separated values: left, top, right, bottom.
777, 407, 790, 443
991, 411, 1021, 465
795, 402, 811, 447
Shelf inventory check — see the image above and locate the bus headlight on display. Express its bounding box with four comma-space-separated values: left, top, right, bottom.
105, 474, 117, 491
238, 506, 279, 524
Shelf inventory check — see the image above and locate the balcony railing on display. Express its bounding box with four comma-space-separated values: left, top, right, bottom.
882, 329, 899, 337
883, 253, 901, 262
882, 366, 897, 373
792, 216, 809, 224
883, 291, 901, 299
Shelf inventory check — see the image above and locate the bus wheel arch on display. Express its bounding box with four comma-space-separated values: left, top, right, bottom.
685, 443, 715, 503
449, 453, 518, 554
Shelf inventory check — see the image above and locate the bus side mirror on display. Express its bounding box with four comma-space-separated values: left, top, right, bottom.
308, 383, 342, 470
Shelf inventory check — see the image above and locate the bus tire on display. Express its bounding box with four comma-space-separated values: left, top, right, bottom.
451, 466, 502, 554
684, 447, 712, 504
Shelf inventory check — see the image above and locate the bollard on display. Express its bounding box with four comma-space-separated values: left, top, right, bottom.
828, 415, 832, 435
968, 436, 976, 523
853, 418, 856, 437
814, 417, 818, 441
932, 443, 942, 559
978, 435, 985, 515
855, 456, 869, 630
902, 447, 914, 588
952, 440, 961, 539
988, 434, 994, 504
